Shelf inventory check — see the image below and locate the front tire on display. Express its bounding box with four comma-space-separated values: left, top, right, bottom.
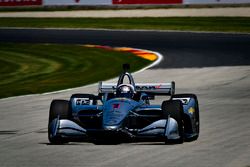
48, 100, 70, 144
162, 100, 184, 144
172, 94, 199, 141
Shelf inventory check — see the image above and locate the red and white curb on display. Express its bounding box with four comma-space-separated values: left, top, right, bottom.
83, 44, 163, 73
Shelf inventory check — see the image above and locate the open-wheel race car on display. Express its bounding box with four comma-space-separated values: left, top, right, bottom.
48, 64, 199, 144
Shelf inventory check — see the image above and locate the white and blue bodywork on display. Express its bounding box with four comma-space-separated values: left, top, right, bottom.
48, 67, 199, 144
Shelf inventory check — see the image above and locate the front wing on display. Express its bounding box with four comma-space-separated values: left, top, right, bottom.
48, 116, 181, 142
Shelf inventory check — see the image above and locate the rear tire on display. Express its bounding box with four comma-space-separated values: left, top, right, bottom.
162, 100, 184, 144
48, 100, 70, 144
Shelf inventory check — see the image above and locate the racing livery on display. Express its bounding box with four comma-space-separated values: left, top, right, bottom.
48, 64, 199, 144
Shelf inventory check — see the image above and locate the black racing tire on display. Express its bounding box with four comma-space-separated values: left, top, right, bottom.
162, 100, 184, 144
70, 93, 95, 99
48, 100, 70, 144
172, 94, 199, 141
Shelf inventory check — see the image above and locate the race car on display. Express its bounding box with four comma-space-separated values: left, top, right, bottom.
48, 64, 199, 144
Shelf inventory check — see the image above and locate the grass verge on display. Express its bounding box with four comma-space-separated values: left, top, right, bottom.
0, 17, 249, 33
0, 43, 151, 99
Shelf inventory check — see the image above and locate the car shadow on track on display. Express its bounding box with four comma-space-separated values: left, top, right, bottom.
39, 141, 183, 146
0, 130, 18, 135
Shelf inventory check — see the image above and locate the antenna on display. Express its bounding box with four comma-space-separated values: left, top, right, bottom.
123, 64, 130, 72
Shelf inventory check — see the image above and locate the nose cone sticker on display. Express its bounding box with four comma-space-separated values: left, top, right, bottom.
113, 104, 120, 109
188, 107, 195, 114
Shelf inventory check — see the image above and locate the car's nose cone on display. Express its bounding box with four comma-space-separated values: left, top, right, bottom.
103, 125, 120, 131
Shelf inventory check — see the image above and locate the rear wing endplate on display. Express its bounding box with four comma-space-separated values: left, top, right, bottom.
98, 82, 175, 95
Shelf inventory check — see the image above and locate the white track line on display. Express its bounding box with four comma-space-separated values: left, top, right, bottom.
1, 27, 249, 35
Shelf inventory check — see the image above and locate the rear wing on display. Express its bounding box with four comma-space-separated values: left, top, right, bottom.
98, 82, 175, 95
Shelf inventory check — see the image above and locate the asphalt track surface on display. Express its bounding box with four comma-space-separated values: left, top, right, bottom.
0, 29, 250, 167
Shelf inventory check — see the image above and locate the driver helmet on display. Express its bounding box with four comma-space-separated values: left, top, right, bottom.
116, 84, 135, 98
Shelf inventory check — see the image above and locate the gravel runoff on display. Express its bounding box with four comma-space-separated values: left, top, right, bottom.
0, 7, 249, 17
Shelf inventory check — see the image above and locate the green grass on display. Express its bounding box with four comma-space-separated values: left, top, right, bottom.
0, 43, 151, 99
0, 17, 250, 33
